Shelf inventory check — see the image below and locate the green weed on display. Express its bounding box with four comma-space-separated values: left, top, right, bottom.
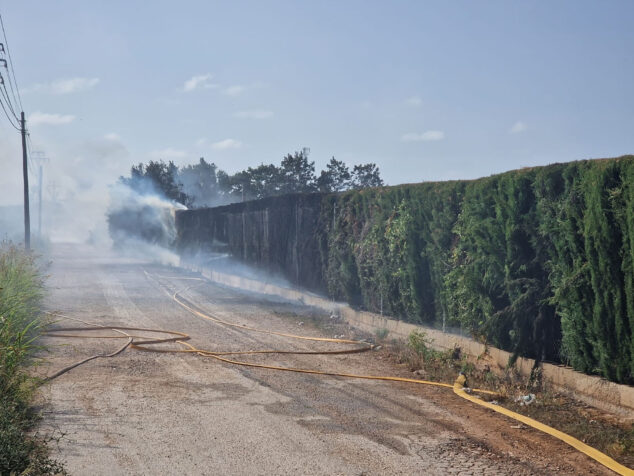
374, 327, 389, 341
407, 330, 442, 361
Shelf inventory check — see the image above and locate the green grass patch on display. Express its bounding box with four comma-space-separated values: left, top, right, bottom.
0, 242, 65, 475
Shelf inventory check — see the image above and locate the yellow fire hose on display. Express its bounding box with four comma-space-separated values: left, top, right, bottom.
452, 375, 633, 475
42, 271, 633, 475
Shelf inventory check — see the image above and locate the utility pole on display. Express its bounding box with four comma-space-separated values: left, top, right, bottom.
30, 151, 48, 241
0, 19, 28, 249
37, 162, 42, 239
20, 111, 30, 250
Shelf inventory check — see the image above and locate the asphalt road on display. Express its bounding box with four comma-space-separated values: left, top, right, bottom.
38, 244, 613, 475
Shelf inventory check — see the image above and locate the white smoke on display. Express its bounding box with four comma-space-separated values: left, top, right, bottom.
106, 181, 187, 266
0, 131, 188, 266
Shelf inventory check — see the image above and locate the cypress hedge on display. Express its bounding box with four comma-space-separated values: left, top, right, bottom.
317, 156, 634, 384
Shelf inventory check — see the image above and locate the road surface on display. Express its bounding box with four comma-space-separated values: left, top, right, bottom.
39, 244, 613, 475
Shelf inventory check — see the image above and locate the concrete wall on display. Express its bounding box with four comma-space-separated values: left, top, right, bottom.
185, 262, 634, 417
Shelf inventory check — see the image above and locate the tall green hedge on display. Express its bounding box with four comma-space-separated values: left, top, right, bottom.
317, 156, 634, 384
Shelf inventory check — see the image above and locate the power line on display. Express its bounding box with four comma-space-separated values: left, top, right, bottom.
0, 11, 30, 250
0, 12, 22, 111
0, 95, 19, 130
26, 135, 42, 182
0, 94, 20, 128
0, 56, 19, 115
0, 11, 21, 131
0, 71, 19, 120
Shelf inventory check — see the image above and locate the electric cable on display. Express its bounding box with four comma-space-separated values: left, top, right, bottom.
0, 94, 19, 130
0, 12, 23, 111
0, 72, 18, 120
0, 57, 20, 114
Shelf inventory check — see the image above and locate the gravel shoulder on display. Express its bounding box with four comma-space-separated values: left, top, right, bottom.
38, 244, 614, 475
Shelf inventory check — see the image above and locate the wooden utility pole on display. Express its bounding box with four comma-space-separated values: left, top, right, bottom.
20, 111, 29, 250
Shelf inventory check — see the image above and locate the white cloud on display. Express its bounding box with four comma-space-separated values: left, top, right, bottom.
401, 130, 445, 142
211, 138, 243, 150
195, 138, 208, 147
233, 109, 274, 119
509, 121, 527, 134
104, 132, 121, 141
29, 111, 75, 126
406, 96, 422, 107
183, 73, 217, 92
223, 85, 245, 96
149, 147, 187, 159
52, 77, 99, 94
25, 77, 99, 95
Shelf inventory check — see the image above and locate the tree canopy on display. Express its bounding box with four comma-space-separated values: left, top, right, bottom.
317, 158, 352, 192
117, 151, 385, 207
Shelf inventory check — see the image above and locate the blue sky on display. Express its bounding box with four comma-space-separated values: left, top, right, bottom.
1, 0, 633, 211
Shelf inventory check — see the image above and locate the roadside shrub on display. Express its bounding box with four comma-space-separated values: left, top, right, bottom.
0, 243, 65, 475
407, 330, 442, 361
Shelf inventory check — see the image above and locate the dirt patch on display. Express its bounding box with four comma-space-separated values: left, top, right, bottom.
263, 301, 634, 470
504, 390, 634, 468
373, 331, 634, 469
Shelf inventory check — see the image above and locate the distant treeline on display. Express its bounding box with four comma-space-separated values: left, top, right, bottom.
120, 150, 383, 208
319, 156, 634, 384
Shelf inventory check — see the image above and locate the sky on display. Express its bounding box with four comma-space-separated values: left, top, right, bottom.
0, 0, 633, 219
